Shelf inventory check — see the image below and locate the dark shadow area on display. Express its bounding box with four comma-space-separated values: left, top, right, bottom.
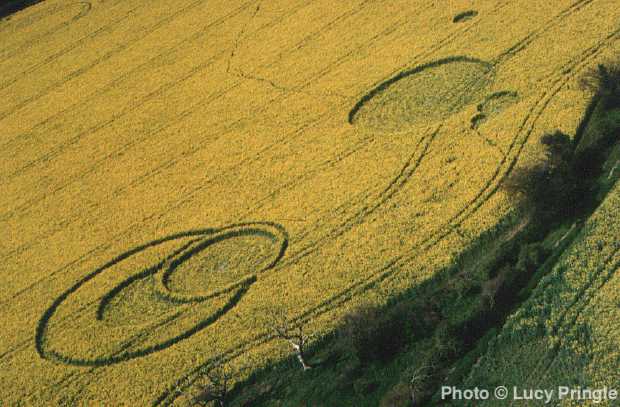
452, 10, 478, 23
192, 212, 537, 406
0, 0, 42, 20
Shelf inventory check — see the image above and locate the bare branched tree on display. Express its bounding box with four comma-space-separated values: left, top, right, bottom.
408, 366, 431, 406
266, 309, 314, 371
609, 159, 619, 179
481, 266, 508, 310
554, 222, 577, 248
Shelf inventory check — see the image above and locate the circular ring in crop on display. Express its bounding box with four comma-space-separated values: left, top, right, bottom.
35, 222, 288, 366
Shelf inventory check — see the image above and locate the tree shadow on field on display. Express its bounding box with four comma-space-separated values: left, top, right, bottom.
204, 212, 548, 407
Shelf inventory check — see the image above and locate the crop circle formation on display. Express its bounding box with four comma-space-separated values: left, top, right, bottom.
35, 222, 288, 366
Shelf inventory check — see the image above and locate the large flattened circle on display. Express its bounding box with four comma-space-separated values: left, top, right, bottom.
349, 56, 494, 132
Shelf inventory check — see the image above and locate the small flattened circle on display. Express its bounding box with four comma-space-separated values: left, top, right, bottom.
156, 223, 288, 303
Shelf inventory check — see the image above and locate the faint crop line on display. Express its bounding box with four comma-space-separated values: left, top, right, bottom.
0, 1, 327, 226
243, 133, 377, 216
229, 0, 495, 100
226, 2, 261, 75
0, 1, 131, 96
495, 0, 596, 63
472, 128, 506, 158
0, 1, 92, 63
226, 0, 472, 103
513, 253, 620, 404
0, 0, 240, 124
247, 0, 374, 72
541, 257, 619, 370
226, 0, 372, 100
0, 0, 259, 155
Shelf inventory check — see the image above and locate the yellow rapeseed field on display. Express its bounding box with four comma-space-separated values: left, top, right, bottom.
1, 0, 619, 404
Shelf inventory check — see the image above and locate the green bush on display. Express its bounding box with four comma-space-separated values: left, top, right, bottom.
380, 382, 413, 407
503, 130, 582, 222
579, 63, 620, 108
338, 303, 412, 365
504, 61, 620, 226
515, 243, 547, 275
